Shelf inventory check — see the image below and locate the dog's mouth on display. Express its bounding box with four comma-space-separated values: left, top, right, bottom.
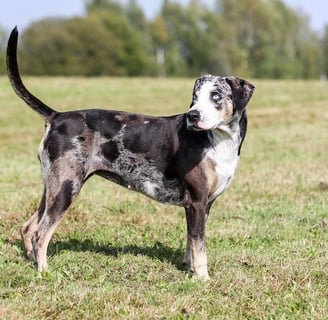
186, 116, 216, 131
187, 123, 202, 131
187, 120, 216, 131
186, 110, 217, 131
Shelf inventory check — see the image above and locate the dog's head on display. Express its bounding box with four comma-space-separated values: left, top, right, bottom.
187, 75, 254, 131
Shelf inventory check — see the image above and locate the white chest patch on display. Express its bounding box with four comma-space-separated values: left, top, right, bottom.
205, 128, 241, 201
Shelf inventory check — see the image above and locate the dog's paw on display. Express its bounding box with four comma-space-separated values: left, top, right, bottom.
25, 249, 36, 262
193, 264, 210, 281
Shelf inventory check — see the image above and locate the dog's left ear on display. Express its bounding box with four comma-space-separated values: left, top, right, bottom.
225, 77, 255, 111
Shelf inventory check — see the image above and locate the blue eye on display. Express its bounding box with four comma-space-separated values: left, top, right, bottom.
211, 92, 220, 102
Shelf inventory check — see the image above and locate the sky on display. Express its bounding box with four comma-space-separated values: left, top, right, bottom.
0, 0, 327, 34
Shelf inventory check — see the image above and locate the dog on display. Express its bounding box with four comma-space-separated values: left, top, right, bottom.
6, 27, 254, 280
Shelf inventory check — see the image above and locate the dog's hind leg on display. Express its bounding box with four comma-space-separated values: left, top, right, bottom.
31, 165, 84, 272
20, 190, 46, 261
21, 211, 38, 261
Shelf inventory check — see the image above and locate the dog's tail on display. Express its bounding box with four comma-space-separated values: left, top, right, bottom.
6, 27, 57, 120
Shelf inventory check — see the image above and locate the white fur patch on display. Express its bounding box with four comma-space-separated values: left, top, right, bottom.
206, 125, 241, 201
189, 82, 218, 130
143, 181, 158, 198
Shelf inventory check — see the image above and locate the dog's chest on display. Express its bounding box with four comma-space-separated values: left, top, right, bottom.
204, 130, 240, 201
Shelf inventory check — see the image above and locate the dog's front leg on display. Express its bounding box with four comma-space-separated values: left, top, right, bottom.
184, 203, 209, 281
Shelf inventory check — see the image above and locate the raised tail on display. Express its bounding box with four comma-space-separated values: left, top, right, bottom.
6, 27, 57, 120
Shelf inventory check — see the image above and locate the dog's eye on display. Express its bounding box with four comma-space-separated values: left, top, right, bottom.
211, 92, 221, 103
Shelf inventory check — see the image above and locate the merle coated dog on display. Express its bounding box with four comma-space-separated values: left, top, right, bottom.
7, 27, 254, 280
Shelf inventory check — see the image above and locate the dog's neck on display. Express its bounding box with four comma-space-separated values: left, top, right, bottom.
211, 114, 242, 148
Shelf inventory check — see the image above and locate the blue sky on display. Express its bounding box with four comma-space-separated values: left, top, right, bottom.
0, 0, 327, 34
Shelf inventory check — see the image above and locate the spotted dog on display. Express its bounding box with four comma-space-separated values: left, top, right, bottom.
7, 27, 254, 280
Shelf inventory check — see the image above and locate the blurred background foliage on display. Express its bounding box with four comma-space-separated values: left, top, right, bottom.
1, 0, 328, 78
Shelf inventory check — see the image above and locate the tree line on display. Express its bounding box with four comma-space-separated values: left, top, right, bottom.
1, 0, 328, 78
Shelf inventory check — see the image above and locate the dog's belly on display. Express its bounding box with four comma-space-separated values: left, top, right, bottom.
135, 176, 184, 205
95, 143, 183, 205
97, 169, 184, 205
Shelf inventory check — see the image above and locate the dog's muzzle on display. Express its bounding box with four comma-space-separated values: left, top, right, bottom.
187, 110, 201, 130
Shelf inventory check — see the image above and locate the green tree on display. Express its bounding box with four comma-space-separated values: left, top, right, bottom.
160, 0, 188, 76
20, 18, 125, 76
150, 15, 170, 76
215, 0, 322, 78
86, 0, 152, 75
20, 5, 151, 76
157, 0, 227, 76
85, 0, 124, 15
126, 0, 157, 75
126, 0, 147, 31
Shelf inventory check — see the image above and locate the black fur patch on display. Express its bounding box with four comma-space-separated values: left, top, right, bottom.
48, 180, 73, 221
85, 110, 122, 139
101, 140, 119, 162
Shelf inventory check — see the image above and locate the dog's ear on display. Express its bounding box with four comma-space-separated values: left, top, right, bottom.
225, 77, 255, 111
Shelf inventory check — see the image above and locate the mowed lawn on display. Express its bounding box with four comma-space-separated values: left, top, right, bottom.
0, 76, 327, 319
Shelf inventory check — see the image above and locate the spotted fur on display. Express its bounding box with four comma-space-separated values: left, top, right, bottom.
7, 27, 254, 280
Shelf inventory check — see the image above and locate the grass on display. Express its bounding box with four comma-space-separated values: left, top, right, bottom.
0, 76, 327, 319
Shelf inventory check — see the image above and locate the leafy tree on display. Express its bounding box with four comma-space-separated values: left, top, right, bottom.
85, 0, 124, 15
20, 7, 151, 76
126, 0, 147, 31
160, 1, 188, 76
150, 15, 170, 76
20, 18, 125, 76
160, 0, 224, 76
86, 0, 153, 75
215, 0, 322, 78
126, 0, 158, 75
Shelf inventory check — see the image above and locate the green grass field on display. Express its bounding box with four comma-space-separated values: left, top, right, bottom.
0, 76, 327, 319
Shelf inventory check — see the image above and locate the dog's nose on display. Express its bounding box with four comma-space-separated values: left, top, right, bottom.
187, 110, 200, 123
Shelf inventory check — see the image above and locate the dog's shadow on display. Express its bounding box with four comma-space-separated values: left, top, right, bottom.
7, 237, 185, 271
43, 238, 185, 271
